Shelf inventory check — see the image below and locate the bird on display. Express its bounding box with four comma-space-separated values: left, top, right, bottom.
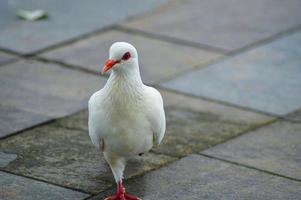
88, 42, 166, 200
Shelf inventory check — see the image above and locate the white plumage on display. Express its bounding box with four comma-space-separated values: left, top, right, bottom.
88, 42, 165, 200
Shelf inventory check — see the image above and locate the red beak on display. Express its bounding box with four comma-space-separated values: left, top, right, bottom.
102, 59, 119, 73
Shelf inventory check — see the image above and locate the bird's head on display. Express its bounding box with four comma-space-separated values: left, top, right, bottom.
102, 42, 138, 74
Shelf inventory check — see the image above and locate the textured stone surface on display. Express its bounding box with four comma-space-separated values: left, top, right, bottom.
0, 60, 105, 106
92, 155, 301, 200
0, 152, 17, 168
203, 120, 301, 180
161, 31, 301, 115
54, 109, 89, 131
0, 171, 88, 200
285, 108, 301, 122
55, 90, 274, 157
42, 30, 222, 84
0, 0, 168, 54
0, 104, 50, 138
0, 52, 16, 65
157, 90, 273, 157
0, 124, 176, 194
0, 60, 106, 136
124, 0, 301, 51
161, 90, 272, 125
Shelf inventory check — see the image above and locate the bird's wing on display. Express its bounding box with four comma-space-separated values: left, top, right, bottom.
88, 91, 105, 150
146, 87, 166, 146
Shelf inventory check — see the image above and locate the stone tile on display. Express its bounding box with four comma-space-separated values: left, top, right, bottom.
0, 171, 88, 200
92, 155, 301, 200
0, 104, 50, 138
161, 90, 272, 125
0, 152, 17, 168
284, 108, 301, 122
0, 59, 106, 136
0, 124, 176, 194
54, 109, 89, 131
158, 90, 274, 157
161, 31, 301, 115
124, 0, 301, 51
55, 90, 274, 157
0, 0, 168, 54
0, 60, 105, 104
42, 30, 222, 84
203, 120, 301, 180
0, 52, 16, 65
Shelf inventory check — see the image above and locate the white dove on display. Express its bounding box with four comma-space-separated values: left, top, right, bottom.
88, 42, 166, 200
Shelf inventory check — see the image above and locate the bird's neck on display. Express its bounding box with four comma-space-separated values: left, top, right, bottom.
104, 60, 144, 99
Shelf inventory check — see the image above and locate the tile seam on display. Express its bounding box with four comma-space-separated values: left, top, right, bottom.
0, 168, 94, 195
199, 153, 301, 183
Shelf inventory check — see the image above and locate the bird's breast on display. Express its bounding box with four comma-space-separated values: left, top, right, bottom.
99, 102, 153, 156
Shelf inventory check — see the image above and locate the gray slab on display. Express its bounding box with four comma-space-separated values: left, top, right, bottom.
0, 60, 106, 137
0, 52, 16, 65
284, 108, 301, 122
203, 119, 301, 180
0, 104, 50, 138
0, 124, 176, 194
0, 152, 17, 168
161, 31, 301, 115
0, 0, 168, 54
124, 0, 301, 51
92, 155, 301, 200
0, 171, 88, 200
54, 90, 274, 157
42, 30, 222, 84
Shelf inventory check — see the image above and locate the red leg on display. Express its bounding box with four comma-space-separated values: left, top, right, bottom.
104, 181, 141, 200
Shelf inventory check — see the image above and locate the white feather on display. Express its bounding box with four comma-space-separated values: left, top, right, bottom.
88, 42, 166, 182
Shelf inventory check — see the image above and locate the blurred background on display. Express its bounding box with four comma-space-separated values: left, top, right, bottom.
0, 0, 301, 199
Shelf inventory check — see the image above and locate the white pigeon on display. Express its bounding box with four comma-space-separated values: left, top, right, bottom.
88, 42, 166, 200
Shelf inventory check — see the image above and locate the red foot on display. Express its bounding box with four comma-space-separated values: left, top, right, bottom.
104, 181, 141, 200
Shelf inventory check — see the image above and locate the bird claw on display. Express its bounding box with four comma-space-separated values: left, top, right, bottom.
104, 193, 141, 200
104, 188, 141, 200
105, 181, 141, 200
124, 193, 141, 200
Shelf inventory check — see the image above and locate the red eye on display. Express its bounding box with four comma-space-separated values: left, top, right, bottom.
122, 52, 131, 61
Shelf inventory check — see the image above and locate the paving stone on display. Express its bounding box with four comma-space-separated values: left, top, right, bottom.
161, 31, 301, 116
203, 120, 301, 180
54, 109, 89, 131
157, 90, 274, 157
0, 60, 105, 104
124, 0, 301, 51
0, 104, 50, 138
55, 90, 274, 157
92, 155, 301, 200
0, 171, 88, 200
284, 108, 301, 122
0, 0, 168, 54
42, 30, 222, 84
0, 52, 16, 65
0, 124, 176, 194
0, 152, 17, 168
0, 59, 106, 136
